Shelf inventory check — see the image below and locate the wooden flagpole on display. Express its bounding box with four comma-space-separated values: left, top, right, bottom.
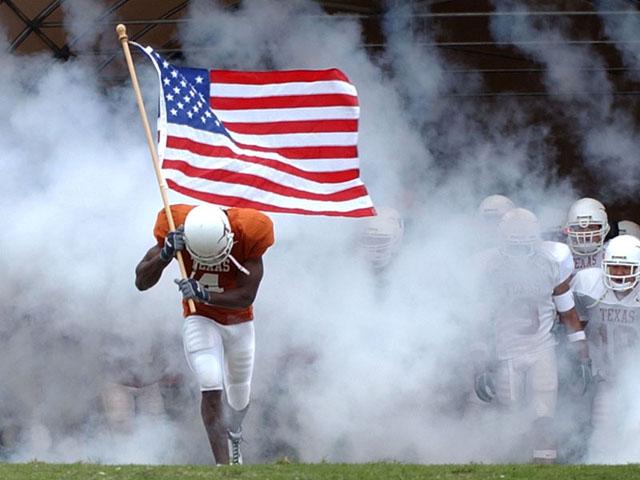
116, 24, 196, 314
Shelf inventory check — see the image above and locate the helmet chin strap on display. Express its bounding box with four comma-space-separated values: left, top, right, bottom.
229, 254, 250, 275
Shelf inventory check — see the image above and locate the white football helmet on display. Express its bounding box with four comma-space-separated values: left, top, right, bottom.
618, 220, 640, 240
184, 205, 234, 266
498, 208, 541, 257
360, 207, 404, 269
602, 235, 640, 291
564, 197, 610, 256
477, 194, 515, 222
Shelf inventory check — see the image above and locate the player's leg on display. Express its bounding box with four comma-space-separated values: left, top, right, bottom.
220, 320, 255, 464
182, 315, 227, 464
529, 347, 559, 463
101, 382, 135, 434
588, 380, 616, 460
494, 358, 526, 409
493, 357, 530, 460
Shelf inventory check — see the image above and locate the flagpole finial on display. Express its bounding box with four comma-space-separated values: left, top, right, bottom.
116, 24, 128, 42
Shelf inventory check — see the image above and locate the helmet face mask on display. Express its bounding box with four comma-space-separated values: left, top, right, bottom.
602, 235, 640, 292
565, 222, 609, 256
184, 205, 234, 266
564, 198, 610, 256
603, 264, 639, 291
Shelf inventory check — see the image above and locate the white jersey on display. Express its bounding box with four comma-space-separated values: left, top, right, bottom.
570, 243, 605, 274
571, 268, 640, 380
477, 241, 574, 360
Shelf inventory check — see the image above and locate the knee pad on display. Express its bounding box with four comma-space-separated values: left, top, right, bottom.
226, 382, 251, 411
533, 388, 557, 419
223, 324, 255, 406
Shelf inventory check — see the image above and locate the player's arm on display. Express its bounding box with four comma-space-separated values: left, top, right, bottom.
554, 279, 588, 360
135, 228, 186, 291
555, 276, 593, 394
175, 257, 265, 309
469, 300, 497, 402
135, 245, 171, 291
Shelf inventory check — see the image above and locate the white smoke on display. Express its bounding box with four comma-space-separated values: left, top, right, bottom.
596, 0, 640, 82
0, 3, 195, 463
175, 0, 578, 465
489, 0, 640, 203
487, 0, 640, 463
1, 0, 639, 466
61, 0, 110, 53
588, 1, 640, 201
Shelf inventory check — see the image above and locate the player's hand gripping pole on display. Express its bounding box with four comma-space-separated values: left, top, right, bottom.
116, 24, 196, 313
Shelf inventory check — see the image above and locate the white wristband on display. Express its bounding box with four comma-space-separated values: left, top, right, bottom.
553, 290, 575, 313
567, 330, 586, 343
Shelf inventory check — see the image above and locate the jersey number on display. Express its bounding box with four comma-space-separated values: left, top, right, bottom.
199, 273, 224, 294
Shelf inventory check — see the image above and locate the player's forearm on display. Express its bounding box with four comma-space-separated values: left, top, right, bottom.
135, 254, 170, 291
559, 308, 583, 334
559, 308, 589, 359
207, 287, 257, 309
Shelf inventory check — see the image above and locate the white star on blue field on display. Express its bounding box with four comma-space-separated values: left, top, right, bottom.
153, 51, 230, 137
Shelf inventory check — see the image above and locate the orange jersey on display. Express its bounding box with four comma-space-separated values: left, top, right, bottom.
153, 205, 274, 325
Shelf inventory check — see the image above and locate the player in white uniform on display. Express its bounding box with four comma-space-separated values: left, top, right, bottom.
357, 206, 405, 299
571, 235, 640, 458
467, 195, 517, 410
359, 206, 404, 272
477, 194, 516, 221
555, 197, 610, 461
467, 195, 517, 409
475, 194, 516, 250
617, 220, 640, 240
564, 198, 610, 273
473, 208, 589, 463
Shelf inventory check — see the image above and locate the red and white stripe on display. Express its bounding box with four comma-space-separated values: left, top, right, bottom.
161, 68, 374, 217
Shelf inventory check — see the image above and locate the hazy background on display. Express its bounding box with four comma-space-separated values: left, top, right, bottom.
1, 0, 639, 464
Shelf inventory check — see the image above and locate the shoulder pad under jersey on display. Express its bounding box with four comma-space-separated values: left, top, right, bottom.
540, 241, 574, 284
570, 267, 604, 297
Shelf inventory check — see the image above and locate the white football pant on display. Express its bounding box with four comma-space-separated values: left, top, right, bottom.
495, 347, 558, 417
495, 347, 558, 461
182, 315, 255, 411
588, 381, 620, 458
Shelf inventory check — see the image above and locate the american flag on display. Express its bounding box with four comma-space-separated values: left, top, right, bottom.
135, 44, 375, 217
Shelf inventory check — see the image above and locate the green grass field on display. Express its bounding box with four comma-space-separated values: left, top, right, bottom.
1, 462, 639, 480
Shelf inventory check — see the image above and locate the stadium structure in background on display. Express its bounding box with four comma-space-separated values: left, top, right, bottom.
2, 0, 639, 219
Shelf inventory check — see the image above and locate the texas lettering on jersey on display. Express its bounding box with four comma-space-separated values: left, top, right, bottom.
572, 267, 640, 379
153, 204, 274, 325
573, 252, 602, 272
599, 307, 638, 325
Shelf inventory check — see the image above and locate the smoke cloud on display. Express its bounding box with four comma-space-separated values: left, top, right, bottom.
489, 0, 640, 204
0, 0, 638, 465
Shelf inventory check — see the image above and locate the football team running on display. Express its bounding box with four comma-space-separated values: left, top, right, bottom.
131, 196, 640, 465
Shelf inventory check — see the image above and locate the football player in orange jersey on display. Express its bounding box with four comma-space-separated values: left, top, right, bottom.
135, 204, 274, 465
